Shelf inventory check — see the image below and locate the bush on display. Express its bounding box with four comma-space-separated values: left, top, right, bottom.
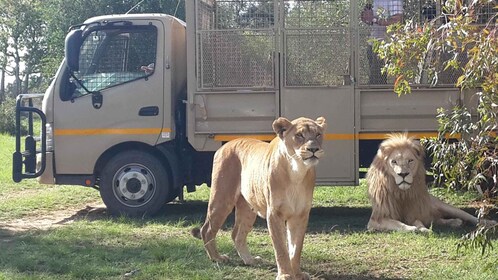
0, 96, 18, 135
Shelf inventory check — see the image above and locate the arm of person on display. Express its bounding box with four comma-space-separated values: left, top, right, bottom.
374, 13, 403, 26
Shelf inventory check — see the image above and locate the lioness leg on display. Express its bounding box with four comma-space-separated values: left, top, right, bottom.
200, 152, 242, 262
287, 214, 311, 280
200, 182, 239, 262
200, 200, 235, 262
232, 196, 258, 265
267, 212, 293, 279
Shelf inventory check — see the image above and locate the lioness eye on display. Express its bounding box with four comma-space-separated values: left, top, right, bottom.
391, 160, 397, 164
296, 133, 304, 139
408, 159, 414, 163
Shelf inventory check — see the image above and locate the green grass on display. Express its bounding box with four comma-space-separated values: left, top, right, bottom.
0, 133, 497, 280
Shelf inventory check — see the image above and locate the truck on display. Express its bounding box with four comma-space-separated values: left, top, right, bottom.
12, 0, 475, 216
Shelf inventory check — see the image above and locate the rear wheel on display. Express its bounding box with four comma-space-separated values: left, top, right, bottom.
99, 150, 171, 217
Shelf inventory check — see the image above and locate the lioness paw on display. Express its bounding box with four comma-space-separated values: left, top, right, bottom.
295, 272, 311, 280
212, 254, 230, 263
241, 255, 263, 266
276, 274, 293, 280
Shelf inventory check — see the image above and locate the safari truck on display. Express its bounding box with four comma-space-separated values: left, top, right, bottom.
12, 0, 485, 216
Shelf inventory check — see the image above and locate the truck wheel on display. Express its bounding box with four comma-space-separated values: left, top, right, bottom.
99, 150, 170, 217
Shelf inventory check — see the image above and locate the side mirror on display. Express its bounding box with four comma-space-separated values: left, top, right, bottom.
65, 29, 83, 72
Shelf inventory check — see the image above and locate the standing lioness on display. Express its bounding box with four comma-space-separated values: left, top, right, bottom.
192, 116, 326, 280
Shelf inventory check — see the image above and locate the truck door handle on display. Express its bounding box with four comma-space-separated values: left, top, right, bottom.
139, 106, 159, 116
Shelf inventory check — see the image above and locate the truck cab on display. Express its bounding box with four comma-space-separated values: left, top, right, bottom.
14, 14, 200, 216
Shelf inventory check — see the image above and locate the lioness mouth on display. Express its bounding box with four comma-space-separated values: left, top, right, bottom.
305, 155, 318, 161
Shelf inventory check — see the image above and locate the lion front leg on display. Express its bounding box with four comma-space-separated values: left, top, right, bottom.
368, 217, 420, 232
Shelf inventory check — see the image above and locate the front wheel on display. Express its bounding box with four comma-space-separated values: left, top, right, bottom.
99, 150, 171, 217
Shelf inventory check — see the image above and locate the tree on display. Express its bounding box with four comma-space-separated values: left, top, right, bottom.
41, 0, 185, 86
374, 0, 498, 252
0, 0, 45, 98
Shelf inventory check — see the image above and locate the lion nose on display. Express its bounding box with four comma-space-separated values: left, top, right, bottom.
307, 147, 319, 154
398, 172, 409, 178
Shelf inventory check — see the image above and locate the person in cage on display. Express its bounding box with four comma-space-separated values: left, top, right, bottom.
361, 0, 403, 84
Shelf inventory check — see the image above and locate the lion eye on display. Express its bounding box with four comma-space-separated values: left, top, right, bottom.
391, 160, 397, 164
408, 159, 414, 163
295, 133, 304, 139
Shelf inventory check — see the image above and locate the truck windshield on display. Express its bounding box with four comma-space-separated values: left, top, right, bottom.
70, 25, 157, 97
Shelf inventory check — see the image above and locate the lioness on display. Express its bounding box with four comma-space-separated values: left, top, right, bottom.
367, 133, 482, 232
192, 116, 326, 280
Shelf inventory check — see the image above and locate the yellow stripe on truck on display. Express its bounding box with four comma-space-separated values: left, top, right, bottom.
54, 128, 171, 136
213, 132, 459, 142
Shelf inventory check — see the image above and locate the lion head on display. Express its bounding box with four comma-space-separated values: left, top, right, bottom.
375, 133, 425, 190
272, 117, 327, 167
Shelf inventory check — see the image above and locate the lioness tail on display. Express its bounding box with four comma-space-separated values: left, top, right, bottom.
191, 227, 202, 239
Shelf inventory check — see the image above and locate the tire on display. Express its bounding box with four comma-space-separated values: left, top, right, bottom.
99, 150, 171, 217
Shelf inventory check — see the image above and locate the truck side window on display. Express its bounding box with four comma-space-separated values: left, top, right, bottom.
61, 25, 157, 100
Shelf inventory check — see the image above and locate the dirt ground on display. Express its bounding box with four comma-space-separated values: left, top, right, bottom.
0, 202, 107, 234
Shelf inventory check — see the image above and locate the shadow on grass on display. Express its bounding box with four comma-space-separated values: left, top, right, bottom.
155, 201, 478, 236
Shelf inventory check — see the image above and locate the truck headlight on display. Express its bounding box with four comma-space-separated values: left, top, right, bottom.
46, 123, 54, 152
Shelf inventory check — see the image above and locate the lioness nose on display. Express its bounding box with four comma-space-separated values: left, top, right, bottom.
398, 172, 409, 178
307, 147, 319, 153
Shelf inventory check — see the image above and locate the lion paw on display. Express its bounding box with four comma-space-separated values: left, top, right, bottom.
481, 219, 497, 227
448, 219, 463, 228
417, 227, 431, 233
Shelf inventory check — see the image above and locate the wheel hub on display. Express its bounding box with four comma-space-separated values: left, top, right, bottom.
115, 166, 153, 202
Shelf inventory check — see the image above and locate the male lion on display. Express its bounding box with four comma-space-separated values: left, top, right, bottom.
192, 116, 326, 280
367, 133, 480, 232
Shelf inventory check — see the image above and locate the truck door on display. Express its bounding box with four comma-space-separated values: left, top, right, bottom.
280, 1, 356, 184
188, 1, 356, 184
53, 20, 165, 176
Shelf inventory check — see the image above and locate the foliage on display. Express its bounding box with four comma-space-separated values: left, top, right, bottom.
374, 0, 498, 252
0, 0, 186, 99
0, 97, 19, 135
0, 0, 46, 97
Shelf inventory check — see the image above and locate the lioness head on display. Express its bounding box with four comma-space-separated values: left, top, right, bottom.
272, 116, 327, 167
378, 133, 424, 190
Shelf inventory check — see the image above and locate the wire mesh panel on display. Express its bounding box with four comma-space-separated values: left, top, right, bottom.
357, 0, 497, 87
283, 0, 351, 87
285, 29, 350, 86
196, 0, 276, 89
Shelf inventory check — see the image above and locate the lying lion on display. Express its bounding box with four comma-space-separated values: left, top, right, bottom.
367, 133, 481, 232
192, 116, 326, 280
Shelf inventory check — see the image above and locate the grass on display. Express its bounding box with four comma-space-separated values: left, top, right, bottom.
0, 133, 497, 280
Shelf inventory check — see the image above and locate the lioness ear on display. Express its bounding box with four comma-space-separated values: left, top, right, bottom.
315, 116, 327, 131
272, 117, 292, 139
